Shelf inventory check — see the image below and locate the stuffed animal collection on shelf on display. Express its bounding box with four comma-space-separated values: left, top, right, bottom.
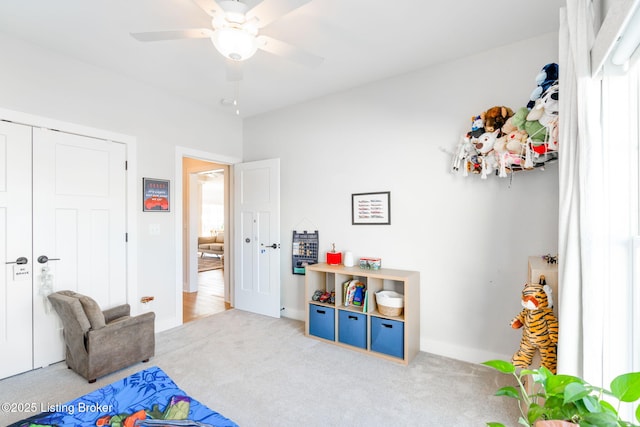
451, 63, 559, 179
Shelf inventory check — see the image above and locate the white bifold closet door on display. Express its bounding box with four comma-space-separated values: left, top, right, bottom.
0, 121, 127, 378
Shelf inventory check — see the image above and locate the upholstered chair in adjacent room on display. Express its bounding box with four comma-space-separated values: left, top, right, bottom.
48, 290, 155, 383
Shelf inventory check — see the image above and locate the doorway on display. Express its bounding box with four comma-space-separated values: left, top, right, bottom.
182, 157, 231, 322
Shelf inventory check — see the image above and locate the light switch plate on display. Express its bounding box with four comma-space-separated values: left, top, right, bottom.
149, 224, 160, 235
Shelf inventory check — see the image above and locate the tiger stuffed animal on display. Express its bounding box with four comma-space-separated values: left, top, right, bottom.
510, 276, 559, 374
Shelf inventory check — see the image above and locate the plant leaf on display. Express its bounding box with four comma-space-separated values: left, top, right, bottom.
581, 411, 620, 426
532, 366, 553, 387
580, 394, 601, 413
610, 372, 640, 402
545, 374, 583, 395
598, 398, 617, 415
495, 386, 520, 399
636, 403, 640, 423
482, 360, 516, 374
538, 365, 553, 378
486, 423, 505, 427
563, 382, 591, 404
527, 403, 546, 425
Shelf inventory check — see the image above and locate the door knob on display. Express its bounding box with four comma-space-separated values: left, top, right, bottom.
264, 243, 280, 249
5, 256, 28, 265
37, 255, 61, 264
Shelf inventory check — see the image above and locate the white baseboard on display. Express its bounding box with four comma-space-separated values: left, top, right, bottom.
281, 306, 305, 321
156, 316, 181, 333
423, 338, 512, 365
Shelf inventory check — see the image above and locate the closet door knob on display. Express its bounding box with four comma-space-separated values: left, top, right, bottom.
5, 256, 28, 265
37, 255, 61, 264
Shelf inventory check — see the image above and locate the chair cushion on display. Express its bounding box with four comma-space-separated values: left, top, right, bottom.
78, 295, 106, 330
51, 291, 92, 333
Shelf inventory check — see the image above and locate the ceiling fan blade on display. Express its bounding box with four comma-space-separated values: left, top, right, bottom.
130, 28, 214, 42
257, 35, 323, 68
190, 0, 223, 17
225, 59, 243, 82
247, 0, 312, 28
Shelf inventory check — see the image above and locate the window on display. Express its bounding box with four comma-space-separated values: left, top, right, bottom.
600, 59, 640, 416
199, 172, 225, 236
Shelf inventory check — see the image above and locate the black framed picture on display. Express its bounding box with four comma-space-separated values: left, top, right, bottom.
142, 178, 170, 212
352, 191, 390, 225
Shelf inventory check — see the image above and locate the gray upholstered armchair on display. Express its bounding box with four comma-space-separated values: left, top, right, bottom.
48, 290, 155, 383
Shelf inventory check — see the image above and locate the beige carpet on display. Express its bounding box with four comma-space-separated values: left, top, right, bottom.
0, 309, 520, 426
198, 255, 222, 272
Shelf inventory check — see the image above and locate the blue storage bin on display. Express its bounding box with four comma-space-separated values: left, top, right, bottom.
371, 316, 404, 359
338, 310, 367, 349
309, 304, 335, 341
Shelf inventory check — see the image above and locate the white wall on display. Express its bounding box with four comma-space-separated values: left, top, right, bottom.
244, 33, 560, 363
0, 34, 242, 330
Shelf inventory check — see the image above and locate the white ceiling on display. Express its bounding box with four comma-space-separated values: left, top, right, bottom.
0, 0, 565, 118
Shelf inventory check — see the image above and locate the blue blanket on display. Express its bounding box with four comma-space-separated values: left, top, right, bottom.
10, 366, 237, 427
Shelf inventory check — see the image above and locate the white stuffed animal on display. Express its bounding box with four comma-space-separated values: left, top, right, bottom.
527, 84, 559, 151
527, 84, 559, 128
474, 130, 500, 155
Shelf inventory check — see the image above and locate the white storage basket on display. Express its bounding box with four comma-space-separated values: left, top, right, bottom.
375, 290, 404, 316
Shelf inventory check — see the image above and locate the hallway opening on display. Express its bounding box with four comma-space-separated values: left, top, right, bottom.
182, 157, 231, 323
183, 268, 230, 322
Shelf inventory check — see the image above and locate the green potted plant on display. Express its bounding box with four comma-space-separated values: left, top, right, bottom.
482, 359, 640, 427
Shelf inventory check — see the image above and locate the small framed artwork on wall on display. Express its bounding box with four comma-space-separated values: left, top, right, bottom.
352, 191, 391, 225
143, 178, 170, 212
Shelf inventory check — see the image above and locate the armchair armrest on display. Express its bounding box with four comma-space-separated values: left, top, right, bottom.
88, 311, 155, 344
86, 311, 156, 377
103, 304, 131, 323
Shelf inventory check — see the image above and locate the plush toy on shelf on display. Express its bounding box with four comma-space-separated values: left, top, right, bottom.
451, 136, 476, 174
469, 115, 485, 138
493, 129, 529, 176
527, 63, 559, 109
504, 129, 529, 153
527, 83, 559, 152
481, 106, 515, 133
500, 116, 518, 134
473, 129, 500, 155
510, 276, 559, 374
528, 84, 559, 126
472, 130, 501, 179
512, 107, 548, 142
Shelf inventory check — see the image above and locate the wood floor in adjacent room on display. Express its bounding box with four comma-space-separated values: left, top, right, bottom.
183, 267, 231, 323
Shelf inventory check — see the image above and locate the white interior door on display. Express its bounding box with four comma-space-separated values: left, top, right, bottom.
0, 121, 33, 378
32, 128, 127, 368
233, 158, 281, 318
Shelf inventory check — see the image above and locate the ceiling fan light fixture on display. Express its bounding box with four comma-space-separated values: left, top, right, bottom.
211, 26, 257, 61
218, 0, 248, 24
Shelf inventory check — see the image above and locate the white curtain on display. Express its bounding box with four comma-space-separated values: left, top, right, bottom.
558, 0, 639, 394
557, 0, 602, 381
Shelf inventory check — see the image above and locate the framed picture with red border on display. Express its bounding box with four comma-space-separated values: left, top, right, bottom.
143, 178, 170, 212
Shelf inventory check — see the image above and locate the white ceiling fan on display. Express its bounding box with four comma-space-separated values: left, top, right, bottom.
131, 0, 323, 77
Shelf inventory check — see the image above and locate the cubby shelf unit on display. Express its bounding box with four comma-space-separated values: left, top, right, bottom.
304, 263, 420, 365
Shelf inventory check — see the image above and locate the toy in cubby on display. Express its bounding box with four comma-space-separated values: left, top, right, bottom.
342, 279, 367, 309
311, 289, 335, 305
